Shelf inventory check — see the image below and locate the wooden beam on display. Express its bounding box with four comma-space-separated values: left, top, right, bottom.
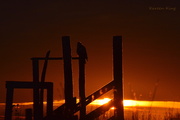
85, 100, 113, 120
25, 109, 32, 120
32, 59, 40, 120
39, 51, 50, 119
62, 36, 74, 119
62, 36, 73, 102
77, 42, 87, 120
5, 87, 13, 120
31, 57, 79, 60
6, 81, 53, 89
113, 36, 124, 120
46, 83, 53, 118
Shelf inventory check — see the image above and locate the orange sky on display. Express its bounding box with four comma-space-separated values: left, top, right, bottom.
0, 1, 180, 103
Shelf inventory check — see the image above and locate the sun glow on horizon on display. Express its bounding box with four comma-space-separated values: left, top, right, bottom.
1, 98, 180, 109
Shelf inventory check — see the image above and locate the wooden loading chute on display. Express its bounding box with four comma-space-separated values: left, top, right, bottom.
44, 36, 124, 120
5, 36, 124, 120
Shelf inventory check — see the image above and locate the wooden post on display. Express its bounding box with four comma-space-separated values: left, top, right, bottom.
32, 59, 40, 120
25, 108, 32, 120
47, 82, 53, 117
39, 51, 50, 118
77, 42, 87, 120
62, 36, 74, 119
113, 36, 124, 120
5, 87, 13, 120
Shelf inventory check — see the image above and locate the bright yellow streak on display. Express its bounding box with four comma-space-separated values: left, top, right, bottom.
123, 100, 180, 108
89, 99, 180, 109
123, 100, 137, 107
2, 99, 180, 109
12, 102, 34, 106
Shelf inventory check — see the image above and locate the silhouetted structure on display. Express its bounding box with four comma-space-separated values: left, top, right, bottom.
77, 42, 88, 120
5, 81, 53, 120
5, 36, 124, 120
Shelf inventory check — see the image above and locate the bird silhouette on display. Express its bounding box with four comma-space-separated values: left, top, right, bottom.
77, 42, 88, 64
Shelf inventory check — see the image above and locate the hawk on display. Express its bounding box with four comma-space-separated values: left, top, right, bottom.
77, 42, 88, 64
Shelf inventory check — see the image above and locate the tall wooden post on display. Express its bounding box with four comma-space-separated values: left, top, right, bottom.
25, 108, 32, 120
39, 51, 50, 119
77, 42, 87, 120
62, 36, 74, 119
5, 87, 13, 120
32, 59, 40, 120
47, 83, 53, 117
113, 36, 124, 120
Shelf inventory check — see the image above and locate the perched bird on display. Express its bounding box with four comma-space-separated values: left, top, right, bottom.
77, 42, 88, 64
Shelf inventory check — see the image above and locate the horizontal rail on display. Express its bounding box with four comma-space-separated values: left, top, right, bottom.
31, 57, 79, 60
6, 81, 53, 89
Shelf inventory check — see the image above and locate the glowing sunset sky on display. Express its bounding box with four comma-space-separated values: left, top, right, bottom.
0, 0, 179, 103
